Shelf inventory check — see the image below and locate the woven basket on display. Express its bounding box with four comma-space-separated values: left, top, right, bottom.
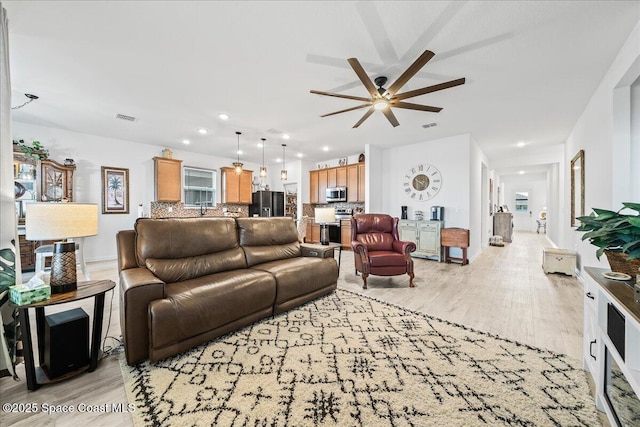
604, 250, 640, 281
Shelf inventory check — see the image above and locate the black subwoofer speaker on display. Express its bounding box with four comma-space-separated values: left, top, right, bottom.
44, 308, 89, 378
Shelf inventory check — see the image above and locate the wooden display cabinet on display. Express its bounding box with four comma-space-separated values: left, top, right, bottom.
154, 157, 183, 202
40, 159, 75, 202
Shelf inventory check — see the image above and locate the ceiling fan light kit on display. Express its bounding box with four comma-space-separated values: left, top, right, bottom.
310, 49, 465, 128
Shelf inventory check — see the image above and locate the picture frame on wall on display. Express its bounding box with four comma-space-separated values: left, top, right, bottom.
101, 166, 129, 214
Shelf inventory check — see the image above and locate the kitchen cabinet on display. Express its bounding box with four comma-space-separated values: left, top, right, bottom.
337, 167, 347, 187
340, 219, 352, 249
221, 167, 253, 204
399, 220, 443, 261
346, 163, 365, 202
318, 169, 328, 204
154, 157, 182, 202
309, 170, 319, 204
305, 221, 321, 243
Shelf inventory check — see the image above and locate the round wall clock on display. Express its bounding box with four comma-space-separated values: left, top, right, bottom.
403, 163, 442, 201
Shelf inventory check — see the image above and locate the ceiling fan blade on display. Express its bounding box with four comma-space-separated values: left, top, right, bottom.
394, 77, 466, 101
353, 107, 375, 128
382, 107, 400, 127
320, 103, 371, 118
347, 58, 378, 98
310, 90, 371, 103
392, 101, 442, 113
385, 50, 435, 96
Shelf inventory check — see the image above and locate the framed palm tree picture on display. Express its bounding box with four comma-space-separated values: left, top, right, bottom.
101, 166, 129, 214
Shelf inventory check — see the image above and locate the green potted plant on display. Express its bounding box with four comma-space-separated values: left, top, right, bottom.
576, 202, 640, 278
12, 139, 49, 160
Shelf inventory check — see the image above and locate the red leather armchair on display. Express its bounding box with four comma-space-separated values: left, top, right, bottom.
350, 213, 416, 289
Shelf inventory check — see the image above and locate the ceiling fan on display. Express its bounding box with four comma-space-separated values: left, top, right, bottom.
310, 50, 465, 128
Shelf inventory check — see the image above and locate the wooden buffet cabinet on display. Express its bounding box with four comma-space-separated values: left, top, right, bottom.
310, 162, 364, 204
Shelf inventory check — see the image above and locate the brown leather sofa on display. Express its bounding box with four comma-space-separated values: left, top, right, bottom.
351, 213, 416, 289
117, 217, 338, 365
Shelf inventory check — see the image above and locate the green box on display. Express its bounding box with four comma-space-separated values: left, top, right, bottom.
9, 283, 51, 305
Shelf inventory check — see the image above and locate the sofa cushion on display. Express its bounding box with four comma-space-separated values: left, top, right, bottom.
135, 217, 246, 274
250, 257, 338, 305
145, 247, 247, 283
236, 217, 301, 267
149, 269, 276, 349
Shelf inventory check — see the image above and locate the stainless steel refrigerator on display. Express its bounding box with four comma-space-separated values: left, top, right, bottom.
249, 191, 284, 217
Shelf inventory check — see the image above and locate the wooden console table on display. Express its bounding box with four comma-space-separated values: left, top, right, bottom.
12, 280, 115, 391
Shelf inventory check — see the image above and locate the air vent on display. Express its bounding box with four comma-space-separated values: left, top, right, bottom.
116, 113, 136, 122
266, 128, 282, 134
422, 122, 437, 128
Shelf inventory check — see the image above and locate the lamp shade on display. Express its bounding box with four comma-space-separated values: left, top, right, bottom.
26, 203, 98, 241
314, 207, 336, 224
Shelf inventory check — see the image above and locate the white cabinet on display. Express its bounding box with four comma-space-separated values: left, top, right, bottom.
399, 220, 443, 261
583, 267, 640, 424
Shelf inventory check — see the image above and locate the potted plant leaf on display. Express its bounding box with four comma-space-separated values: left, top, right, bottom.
576, 202, 640, 280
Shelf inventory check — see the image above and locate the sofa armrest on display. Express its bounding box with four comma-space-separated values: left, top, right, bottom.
393, 240, 417, 255
119, 267, 165, 365
300, 243, 335, 258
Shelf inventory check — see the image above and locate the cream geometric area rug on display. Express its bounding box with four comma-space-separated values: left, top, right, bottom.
120, 289, 600, 427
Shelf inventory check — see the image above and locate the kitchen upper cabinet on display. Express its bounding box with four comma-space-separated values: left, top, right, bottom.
310, 170, 319, 204
318, 169, 328, 204
336, 167, 347, 187
154, 157, 182, 202
221, 167, 253, 204
347, 164, 366, 202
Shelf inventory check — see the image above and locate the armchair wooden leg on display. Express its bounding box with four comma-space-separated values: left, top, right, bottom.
408, 272, 415, 288
361, 273, 368, 289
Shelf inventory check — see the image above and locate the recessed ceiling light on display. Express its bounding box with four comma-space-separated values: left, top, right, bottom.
276, 157, 282, 162
519, 170, 525, 175
237, 150, 243, 155
182, 139, 190, 145
297, 153, 303, 158
218, 113, 229, 120
282, 134, 290, 140
257, 142, 263, 148
516, 141, 526, 147
198, 128, 208, 135
322, 146, 329, 152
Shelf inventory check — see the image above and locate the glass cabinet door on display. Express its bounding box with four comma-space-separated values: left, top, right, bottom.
40, 159, 75, 201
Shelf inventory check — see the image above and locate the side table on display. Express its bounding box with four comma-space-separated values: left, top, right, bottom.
301, 242, 342, 270
441, 228, 470, 265
12, 280, 115, 391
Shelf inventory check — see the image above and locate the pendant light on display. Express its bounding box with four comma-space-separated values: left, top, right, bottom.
259, 138, 267, 178
280, 144, 288, 181
233, 131, 243, 174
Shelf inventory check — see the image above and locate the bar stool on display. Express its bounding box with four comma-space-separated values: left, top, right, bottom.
34, 242, 90, 280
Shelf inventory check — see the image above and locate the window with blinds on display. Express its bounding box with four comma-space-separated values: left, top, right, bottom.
183, 166, 216, 208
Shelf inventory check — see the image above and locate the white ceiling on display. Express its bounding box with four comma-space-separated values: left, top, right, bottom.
5, 1, 639, 173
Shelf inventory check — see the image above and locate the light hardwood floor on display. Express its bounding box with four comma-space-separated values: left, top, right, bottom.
1, 231, 590, 426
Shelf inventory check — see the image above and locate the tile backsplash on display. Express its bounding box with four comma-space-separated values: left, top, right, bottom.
150, 202, 248, 218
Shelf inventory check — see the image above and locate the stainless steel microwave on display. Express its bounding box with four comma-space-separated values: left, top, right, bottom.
326, 187, 347, 202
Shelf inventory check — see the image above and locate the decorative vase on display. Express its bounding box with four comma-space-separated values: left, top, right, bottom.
604, 250, 640, 282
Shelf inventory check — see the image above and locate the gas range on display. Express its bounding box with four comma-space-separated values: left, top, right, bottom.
335, 208, 353, 220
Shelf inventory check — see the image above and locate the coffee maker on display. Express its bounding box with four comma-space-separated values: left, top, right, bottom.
430, 206, 444, 221
401, 206, 408, 220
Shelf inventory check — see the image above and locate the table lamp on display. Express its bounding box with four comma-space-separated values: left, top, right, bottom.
315, 207, 336, 245
26, 203, 98, 294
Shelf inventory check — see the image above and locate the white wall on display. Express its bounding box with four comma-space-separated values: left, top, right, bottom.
380, 133, 486, 260
502, 173, 547, 231
563, 20, 640, 272
12, 121, 262, 263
